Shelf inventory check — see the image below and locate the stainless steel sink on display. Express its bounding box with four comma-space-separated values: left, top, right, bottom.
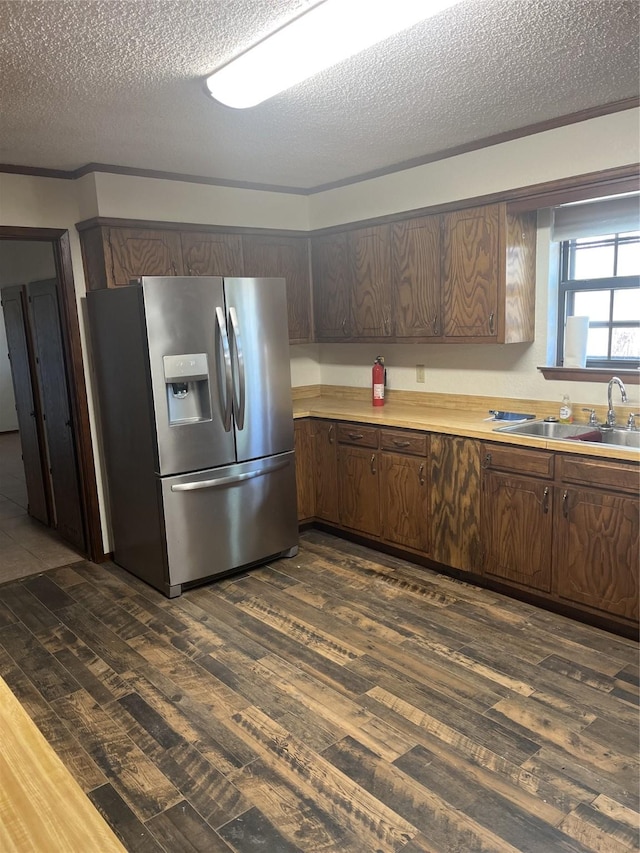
599, 428, 640, 448
494, 419, 640, 449
494, 421, 596, 439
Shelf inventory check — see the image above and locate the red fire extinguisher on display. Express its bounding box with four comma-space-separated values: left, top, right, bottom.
372, 356, 385, 407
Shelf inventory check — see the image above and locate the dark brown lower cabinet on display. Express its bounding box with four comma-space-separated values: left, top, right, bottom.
294, 419, 315, 522
554, 487, 639, 621
337, 445, 380, 536
483, 471, 553, 592
313, 420, 339, 523
380, 452, 429, 553
429, 434, 482, 572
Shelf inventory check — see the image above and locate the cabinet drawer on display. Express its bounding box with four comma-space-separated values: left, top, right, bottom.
481, 443, 554, 478
559, 455, 639, 495
381, 429, 427, 456
337, 424, 379, 448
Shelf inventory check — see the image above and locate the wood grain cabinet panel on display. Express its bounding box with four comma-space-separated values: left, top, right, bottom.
442, 204, 500, 339
180, 232, 243, 277
108, 228, 184, 286
242, 234, 312, 343
294, 420, 315, 522
349, 225, 392, 337
429, 434, 482, 572
338, 445, 380, 537
313, 420, 339, 523
381, 453, 429, 553
483, 471, 553, 592
554, 487, 639, 621
312, 233, 351, 339
391, 215, 441, 337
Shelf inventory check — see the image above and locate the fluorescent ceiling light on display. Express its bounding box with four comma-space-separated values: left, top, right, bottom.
205, 0, 463, 109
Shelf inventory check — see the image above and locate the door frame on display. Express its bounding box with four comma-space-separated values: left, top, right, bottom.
0, 226, 103, 561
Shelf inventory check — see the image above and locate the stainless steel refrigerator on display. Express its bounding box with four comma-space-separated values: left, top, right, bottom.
87, 275, 298, 597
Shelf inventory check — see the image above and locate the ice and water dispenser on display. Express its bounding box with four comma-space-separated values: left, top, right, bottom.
163, 353, 212, 425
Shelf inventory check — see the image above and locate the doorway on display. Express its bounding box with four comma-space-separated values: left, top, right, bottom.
0, 227, 102, 564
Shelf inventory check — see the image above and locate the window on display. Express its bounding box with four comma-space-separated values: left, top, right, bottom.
552, 195, 640, 370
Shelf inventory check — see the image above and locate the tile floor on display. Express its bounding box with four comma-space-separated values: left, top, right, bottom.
0, 431, 82, 583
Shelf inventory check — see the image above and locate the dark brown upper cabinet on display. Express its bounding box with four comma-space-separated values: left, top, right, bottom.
180, 232, 243, 277
391, 215, 441, 338
312, 232, 352, 339
241, 234, 312, 344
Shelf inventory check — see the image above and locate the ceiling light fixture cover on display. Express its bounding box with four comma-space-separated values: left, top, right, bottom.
205, 0, 462, 109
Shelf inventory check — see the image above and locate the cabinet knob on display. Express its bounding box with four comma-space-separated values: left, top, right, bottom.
418, 463, 425, 486
328, 424, 334, 444
342, 317, 348, 335
488, 312, 495, 334
562, 490, 569, 518
370, 454, 376, 474
542, 486, 549, 514
348, 432, 364, 441
392, 440, 411, 448
432, 314, 439, 336
482, 452, 492, 469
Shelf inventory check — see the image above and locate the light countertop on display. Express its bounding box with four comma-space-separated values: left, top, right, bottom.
292, 394, 640, 463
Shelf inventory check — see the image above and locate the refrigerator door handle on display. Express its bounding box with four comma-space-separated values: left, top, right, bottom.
170, 458, 289, 492
215, 306, 233, 432
228, 306, 246, 431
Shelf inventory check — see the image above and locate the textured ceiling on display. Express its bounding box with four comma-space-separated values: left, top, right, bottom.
0, 0, 638, 190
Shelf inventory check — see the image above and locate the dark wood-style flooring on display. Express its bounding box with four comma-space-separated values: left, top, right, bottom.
0, 530, 638, 852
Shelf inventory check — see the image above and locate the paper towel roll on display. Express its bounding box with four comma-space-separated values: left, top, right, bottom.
564, 316, 589, 368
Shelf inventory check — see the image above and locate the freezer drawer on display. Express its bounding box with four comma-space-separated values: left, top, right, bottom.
159, 451, 298, 591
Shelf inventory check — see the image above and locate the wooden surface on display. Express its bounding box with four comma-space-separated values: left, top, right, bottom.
0, 532, 637, 852
292, 391, 640, 463
0, 674, 126, 852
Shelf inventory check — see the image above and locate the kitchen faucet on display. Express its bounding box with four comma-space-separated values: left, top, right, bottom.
606, 376, 628, 426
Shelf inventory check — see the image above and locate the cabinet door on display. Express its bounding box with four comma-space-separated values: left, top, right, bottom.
312, 233, 351, 339
294, 419, 315, 522
108, 228, 184, 286
381, 453, 429, 552
483, 472, 552, 592
242, 235, 312, 343
349, 225, 392, 337
338, 445, 380, 536
392, 215, 441, 337
430, 434, 481, 572
442, 205, 499, 339
554, 487, 639, 620
314, 421, 339, 523
181, 232, 243, 277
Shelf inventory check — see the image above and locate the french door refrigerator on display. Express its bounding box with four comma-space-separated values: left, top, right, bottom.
87, 276, 298, 597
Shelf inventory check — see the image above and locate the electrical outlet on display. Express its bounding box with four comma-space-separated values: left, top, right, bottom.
416, 364, 425, 383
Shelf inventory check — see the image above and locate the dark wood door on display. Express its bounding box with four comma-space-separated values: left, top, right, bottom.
108, 228, 184, 286
380, 453, 429, 552
442, 204, 499, 339
554, 487, 639, 620
338, 445, 380, 536
313, 420, 339, 523
180, 232, 243, 277
349, 225, 392, 337
0, 285, 50, 525
26, 279, 85, 552
429, 434, 482, 572
242, 235, 312, 343
483, 471, 553, 592
312, 233, 351, 339
392, 215, 441, 337
294, 419, 315, 522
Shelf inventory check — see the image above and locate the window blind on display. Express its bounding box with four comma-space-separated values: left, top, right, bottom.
551, 194, 640, 242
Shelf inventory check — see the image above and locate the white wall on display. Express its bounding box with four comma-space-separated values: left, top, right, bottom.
303, 110, 640, 409
0, 241, 58, 432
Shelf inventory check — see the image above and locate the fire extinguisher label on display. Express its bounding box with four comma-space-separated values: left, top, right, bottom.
373, 383, 384, 400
